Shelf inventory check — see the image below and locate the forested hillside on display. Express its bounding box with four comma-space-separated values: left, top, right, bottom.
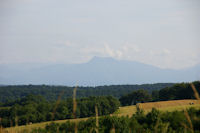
0, 83, 173, 104
119, 81, 200, 106
159, 81, 200, 100
0, 95, 120, 127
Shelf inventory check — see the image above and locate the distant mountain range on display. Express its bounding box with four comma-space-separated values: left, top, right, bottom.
0, 57, 199, 86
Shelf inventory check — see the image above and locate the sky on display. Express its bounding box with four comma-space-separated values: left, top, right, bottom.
0, 0, 200, 69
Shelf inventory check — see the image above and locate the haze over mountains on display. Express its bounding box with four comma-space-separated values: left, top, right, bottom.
0, 57, 199, 86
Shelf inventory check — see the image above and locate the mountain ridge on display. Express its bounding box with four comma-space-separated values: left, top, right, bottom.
0, 57, 199, 86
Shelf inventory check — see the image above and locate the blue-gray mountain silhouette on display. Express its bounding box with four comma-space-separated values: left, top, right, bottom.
0, 57, 199, 86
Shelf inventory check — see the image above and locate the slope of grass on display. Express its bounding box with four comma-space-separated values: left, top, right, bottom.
138, 99, 199, 110
4, 99, 200, 132
5, 118, 88, 133
0, 106, 10, 109
115, 99, 200, 117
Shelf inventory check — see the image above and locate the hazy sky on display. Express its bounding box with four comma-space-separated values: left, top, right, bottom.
0, 0, 200, 69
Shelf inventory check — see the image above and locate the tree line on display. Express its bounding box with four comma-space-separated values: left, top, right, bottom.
0, 83, 173, 105
0, 95, 120, 127
119, 81, 200, 106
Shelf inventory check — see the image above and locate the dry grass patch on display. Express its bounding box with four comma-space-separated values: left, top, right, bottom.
115, 99, 200, 117
4, 118, 88, 133
137, 99, 199, 110
114, 105, 137, 117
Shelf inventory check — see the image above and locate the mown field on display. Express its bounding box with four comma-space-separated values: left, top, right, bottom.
114, 99, 200, 117
4, 99, 200, 133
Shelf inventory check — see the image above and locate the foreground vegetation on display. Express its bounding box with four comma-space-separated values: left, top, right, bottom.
4, 106, 200, 133
4, 99, 200, 132
43, 107, 200, 133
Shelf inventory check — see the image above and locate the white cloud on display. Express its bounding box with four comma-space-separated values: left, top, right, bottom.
123, 42, 141, 53
163, 48, 171, 55
149, 48, 171, 57
115, 50, 123, 58
80, 42, 141, 60
81, 46, 105, 56
104, 43, 115, 57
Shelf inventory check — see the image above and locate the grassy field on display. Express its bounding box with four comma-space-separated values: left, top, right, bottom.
115, 99, 200, 117
4, 118, 89, 133
4, 99, 200, 132
0, 106, 10, 110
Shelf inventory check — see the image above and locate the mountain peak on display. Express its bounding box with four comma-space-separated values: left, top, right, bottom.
89, 56, 116, 63
0, 56, 198, 86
